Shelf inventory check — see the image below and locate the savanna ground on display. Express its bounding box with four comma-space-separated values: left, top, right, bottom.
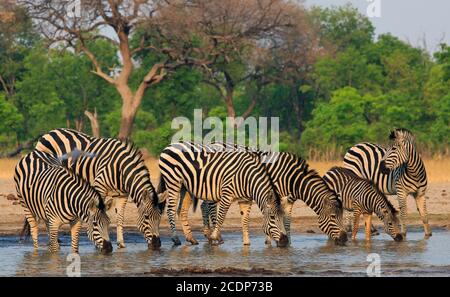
1, 157, 449, 236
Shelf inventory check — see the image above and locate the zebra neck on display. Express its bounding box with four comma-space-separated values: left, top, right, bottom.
405, 149, 426, 182
77, 197, 91, 223
293, 188, 324, 215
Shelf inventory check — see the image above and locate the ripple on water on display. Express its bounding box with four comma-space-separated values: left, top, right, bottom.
0, 229, 449, 276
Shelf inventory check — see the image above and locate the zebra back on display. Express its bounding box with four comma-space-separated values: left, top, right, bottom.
14, 151, 103, 223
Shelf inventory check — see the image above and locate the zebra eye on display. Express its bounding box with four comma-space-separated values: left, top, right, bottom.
144, 215, 150, 220
270, 215, 275, 220
93, 221, 98, 227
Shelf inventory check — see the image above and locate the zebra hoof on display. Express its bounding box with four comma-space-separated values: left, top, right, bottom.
425, 233, 432, 239
172, 237, 182, 246
187, 238, 199, 245
243, 242, 251, 246
117, 242, 126, 249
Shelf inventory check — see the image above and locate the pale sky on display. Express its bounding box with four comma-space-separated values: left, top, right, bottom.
304, 0, 450, 53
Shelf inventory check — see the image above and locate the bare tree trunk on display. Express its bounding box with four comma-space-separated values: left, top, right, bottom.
75, 117, 84, 131
84, 109, 100, 138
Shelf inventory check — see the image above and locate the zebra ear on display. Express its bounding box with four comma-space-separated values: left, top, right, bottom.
104, 198, 114, 211
158, 192, 167, 203
280, 195, 290, 207
89, 197, 100, 212
266, 190, 275, 205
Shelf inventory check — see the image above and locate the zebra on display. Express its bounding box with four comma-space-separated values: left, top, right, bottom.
14, 150, 113, 253
343, 128, 431, 238
323, 167, 403, 241
158, 141, 289, 247
35, 128, 163, 248
175, 142, 348, 246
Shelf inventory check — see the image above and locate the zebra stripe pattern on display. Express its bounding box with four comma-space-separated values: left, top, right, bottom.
343, 128, 431, 237
14, 150, 113, 253
178, 142, 348, 245
323, 167, 403, 241
35, 128, 163, 248
158, 141, 289, 247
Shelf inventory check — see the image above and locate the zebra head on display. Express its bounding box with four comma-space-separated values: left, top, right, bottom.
381, 129, 415, 174
136, 188, 165, 249
262, 190, 289, 247
376, 200, 403, 241
318, 195, 347, 245
87, 197, 113, 254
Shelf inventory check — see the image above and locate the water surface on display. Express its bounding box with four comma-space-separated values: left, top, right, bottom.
1, 228, 449, 276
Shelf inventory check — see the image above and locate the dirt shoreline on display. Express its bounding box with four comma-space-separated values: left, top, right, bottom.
1, 157, 449, 237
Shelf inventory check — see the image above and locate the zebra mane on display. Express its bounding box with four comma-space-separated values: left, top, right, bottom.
122, 139, 159, 205
389, 128, 415, 143
329, 166, 392, 209
383, 195, 398, 214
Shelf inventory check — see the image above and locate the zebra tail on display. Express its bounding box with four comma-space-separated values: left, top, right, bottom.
156, 177, 166, 194
19, 218, 31, 241
176, 187, 187, 217
192, 196, 199, 213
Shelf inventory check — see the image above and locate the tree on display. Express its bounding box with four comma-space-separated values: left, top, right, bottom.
161, 0, 303, 126
0, 93, 23, 151
0, 3, 38, 98
19, 0, 199, 139
309, 3, 374, 52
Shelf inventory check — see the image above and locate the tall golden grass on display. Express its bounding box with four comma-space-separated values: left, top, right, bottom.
0, 157, 449, 183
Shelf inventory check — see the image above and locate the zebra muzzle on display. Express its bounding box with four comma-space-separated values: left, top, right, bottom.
149, 235, 161, 249
276, 234, 289, 247
335, 231, 348, 246
394, 233, 403, 242
101, 240, 113, 254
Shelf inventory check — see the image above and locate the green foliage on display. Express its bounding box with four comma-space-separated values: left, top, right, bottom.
309, 4, 374, 50
0, 93, 23, 150
0, 3, 448, 158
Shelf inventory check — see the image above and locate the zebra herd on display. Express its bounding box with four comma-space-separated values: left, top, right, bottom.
13, 127, 430, 253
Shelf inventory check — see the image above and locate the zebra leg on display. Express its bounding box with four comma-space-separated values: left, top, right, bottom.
364, 214, 372, 241
70, 220, 82, 253
208, 201, 223, 244
166, 188, 182, 246
351, 211, 361, 240
25, 212, 39, 250
283, 202, 294, 244
415, 193, 432, 237
115, 197, 127, 249
238, 201, 252, 246
343, 209, 353, 233
47, 220, 61, 253
201, 201, 212, 239
397, 191, 408, 237
210, 198, 232, 245
179, 192, 198, 245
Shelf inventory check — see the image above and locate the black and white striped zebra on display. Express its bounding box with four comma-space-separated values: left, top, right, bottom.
35, 128, 163, 248
176, 142, 348, 246
14, 150, 113, 253
323, 167, 403, 241
343, 128, 431, 237
158, 141, 289, 247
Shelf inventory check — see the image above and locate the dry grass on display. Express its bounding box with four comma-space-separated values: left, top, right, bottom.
0, 158, 19, 179
310, 159, 450, 183
1, 156, 449, 183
